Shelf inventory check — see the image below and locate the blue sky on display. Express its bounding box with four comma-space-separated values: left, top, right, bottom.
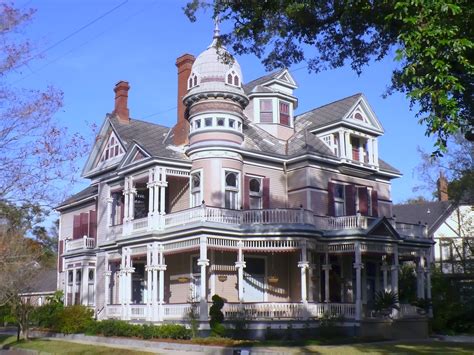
11, 0, 436, 204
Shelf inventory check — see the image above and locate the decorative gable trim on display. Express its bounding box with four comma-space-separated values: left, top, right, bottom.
82, 116, 126, 178
343, 95, 384, 134
117, 142, 151, 170
275, 69, 297, 87
366, 217, 401, 240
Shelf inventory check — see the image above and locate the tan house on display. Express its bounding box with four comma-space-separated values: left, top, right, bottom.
56, 28, 432, 334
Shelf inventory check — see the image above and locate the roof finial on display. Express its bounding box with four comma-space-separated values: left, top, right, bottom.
213, 15, 220, 39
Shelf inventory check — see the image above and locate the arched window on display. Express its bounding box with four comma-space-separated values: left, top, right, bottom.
227, 73, 233, 84
249, 178, 262, 209
193, 76, 198, 86
224, 171, 239, 209
354, 112, 364, 121
226, 70, 240, 87
191, 172, 201, 207
188, 73, 198, 89
234, 76, 239, 86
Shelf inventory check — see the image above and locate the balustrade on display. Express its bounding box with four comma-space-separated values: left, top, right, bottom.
66, 237, 95, 252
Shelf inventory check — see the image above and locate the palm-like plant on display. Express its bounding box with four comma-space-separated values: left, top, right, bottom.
374, 290, 400, 317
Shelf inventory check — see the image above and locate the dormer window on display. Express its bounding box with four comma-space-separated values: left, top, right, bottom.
279, 101, 290, 126
100, 132, 124, 163
188, 73, 198, 89
226, 70, 240, 87
260, 99, 273, 123
321, 133, 340, 156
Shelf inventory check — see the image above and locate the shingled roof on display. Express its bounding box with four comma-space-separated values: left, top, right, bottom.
295, 93, 362, 131
110, 115, 188, 161
392, 201, 454, 233
56, 184, 98, 210
243, 69, 286, 95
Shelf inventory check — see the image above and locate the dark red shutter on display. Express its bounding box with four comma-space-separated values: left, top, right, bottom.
327, 182, 335, 216
89, 210, 97, 239
58, 240, 64, 272
345, 185, 356, 215
73, 215, 81, 239
243, 176, 250, 209
80, 212, 89, 237
358, 187, 369, 215
262, 177, 270, 209
120, 194, 125, 223
371, 190, 379, 217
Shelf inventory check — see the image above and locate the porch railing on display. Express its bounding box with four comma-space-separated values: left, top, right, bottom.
130, 304, 148, 320
313, 215, 368, 230
65, 236, 95, 252
399, 303, 420, 317
394, 222, 428, 239
105, 305, 122, 318
163, 303, 194, 320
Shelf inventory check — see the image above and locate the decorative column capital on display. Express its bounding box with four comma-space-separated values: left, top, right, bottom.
157, 264, 167, 271
322, 264, 332, 271
298, 261, 310, 269
104, 271, 112, 277
197, 258, 209, 267
235, 261, 246, 269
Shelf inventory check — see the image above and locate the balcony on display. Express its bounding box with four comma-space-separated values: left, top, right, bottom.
65, 236, 95, 252
104, 206, 428, 241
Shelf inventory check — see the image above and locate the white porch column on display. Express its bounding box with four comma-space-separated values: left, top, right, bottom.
235, 240, 246, 302
338, 130, 344, 158
145, 245, 153, 321
416, 256, 426, 299
158, 245, 166, 321
123, 177, 130, 223
354, 242, 363, 321
71, 268, 77, 305
81, 265, 88, 306
381, 259, 389, 292
106, 197, 113, 227
367, 138, 374, 164
159, 168, 167, 215
198, 236, 209, 321
426, 265, 432, 317
344, 131, 351, 159
308, 251, 315, 302
104, 257, 111, 307
373, 139, 379, 165
298, 240, 309, 303
322, 252, 331, 303
129, 177, 136, 221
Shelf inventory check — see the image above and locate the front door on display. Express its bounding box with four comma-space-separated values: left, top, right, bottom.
243, 257, 265, 302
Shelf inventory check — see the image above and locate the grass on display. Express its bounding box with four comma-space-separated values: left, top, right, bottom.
0, 335, 154, 354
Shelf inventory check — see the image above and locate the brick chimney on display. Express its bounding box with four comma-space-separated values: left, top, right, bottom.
437, 171, 449, 201
113, 81, 130, 124
173, 54, 195, 145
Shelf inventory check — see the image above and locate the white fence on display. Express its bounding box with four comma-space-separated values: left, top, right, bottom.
65, 236, 95, 252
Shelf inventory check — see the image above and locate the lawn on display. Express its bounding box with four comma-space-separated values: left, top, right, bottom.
0, 335, 154, 354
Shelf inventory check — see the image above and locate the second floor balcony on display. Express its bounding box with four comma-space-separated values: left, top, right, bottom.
104, 205, 429, 242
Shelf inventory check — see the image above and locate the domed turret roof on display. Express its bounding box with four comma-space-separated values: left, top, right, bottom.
185, 22, 245, 99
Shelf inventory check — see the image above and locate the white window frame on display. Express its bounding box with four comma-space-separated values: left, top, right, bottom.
100, 131, 124, 163
334, 183, 346, 217
190, 169, 203, 208
248, 176, 263, 209
278, 100, 291, 126
222, 169, 240, 209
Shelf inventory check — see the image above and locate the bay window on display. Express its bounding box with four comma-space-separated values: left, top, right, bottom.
279, 101, 290, 126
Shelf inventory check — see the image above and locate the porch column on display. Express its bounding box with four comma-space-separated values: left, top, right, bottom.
198, 236, 209, 321
338, 130, 344, 159
235, 240, 246, 302
381, 259, 389, 291
104, 261, 111, 307
416, 256, 425, 299
106, 197, 113, 227
146, 245, 153, 320
308, 251, 315, 302
129, 178, 136, 221
354, 242, 363, 321
344, 131, 351, 159
159, 168, 167, 215
158, 245, 166, 321
322, 252, 331, 303
298, 240, 309, 303
426, 265, 432, 317
391, 247, 400, 318
119, 252, 126, 317
152, 243, 159, 321
71, 268, 77, 305
147, 170, 155, 225
367, 138, 374, 164
123, 177, 130, 223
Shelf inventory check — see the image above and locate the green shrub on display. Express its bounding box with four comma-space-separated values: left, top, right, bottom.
209, 294, 225, 337
56, 305, 94, 334
31, 291, 64, 328
90, 320, 190, 340
92, 319, 141, 337
153, 324, 191, 339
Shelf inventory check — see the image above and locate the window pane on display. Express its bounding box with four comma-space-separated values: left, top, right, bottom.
335, 201, 345, 217
205, 117, 212, 127
249, 178, 261, 193
225, 190, 238, 209
229, 119, 235, 128
260, 99, 273, 111
250, 196, 262, 209
225, 172, 237, 187
217, 118, 225, 126
335, 184, 344, 199
260, 112, 273, 123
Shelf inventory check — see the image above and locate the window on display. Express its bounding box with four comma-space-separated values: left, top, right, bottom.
188, 73, 198, 89
100, 133, 124, 163
217, 117, 225, 127
226, 70, 240, 87
224, 171, 239, 209
191, 172, 201, 207
133, 183, 149, 219
321, 134, 340, 156
334, 184, 345, 217
228, 119, 235, 128
111, 191, 124, 226
194, 119, 201, 129
205, 117, 212, 127
68, 271, 73, 283
259, 99, 273, 123
249, 178, 262, 209
354, 112, 364, 121
279, 101, 290, 126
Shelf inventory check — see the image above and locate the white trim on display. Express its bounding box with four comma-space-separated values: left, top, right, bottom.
189, 168, 203, 208
222, 168, 241, 209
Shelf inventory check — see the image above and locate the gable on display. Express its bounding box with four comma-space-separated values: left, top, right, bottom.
366, 217, 401, 240
342, 96, 384, 134
275, 69, 297, 87
118, 142, 151, 170
82, 117, 126, 177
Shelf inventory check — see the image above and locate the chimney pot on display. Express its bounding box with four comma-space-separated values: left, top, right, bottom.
113, 80, 130, 124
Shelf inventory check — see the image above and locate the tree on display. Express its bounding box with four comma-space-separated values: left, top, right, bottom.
1, 2, 88, 206
414, 134, 473, 202
185, 1, 473, 156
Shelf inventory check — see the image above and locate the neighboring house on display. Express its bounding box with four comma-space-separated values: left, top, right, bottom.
393, 177, 473, 275
56, 28, 432, 333
20, 268, 57, 307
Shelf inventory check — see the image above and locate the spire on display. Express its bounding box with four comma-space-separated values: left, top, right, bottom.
209, 16, 221, 48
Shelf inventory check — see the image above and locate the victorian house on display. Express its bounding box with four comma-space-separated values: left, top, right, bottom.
56, 28, 433, 333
